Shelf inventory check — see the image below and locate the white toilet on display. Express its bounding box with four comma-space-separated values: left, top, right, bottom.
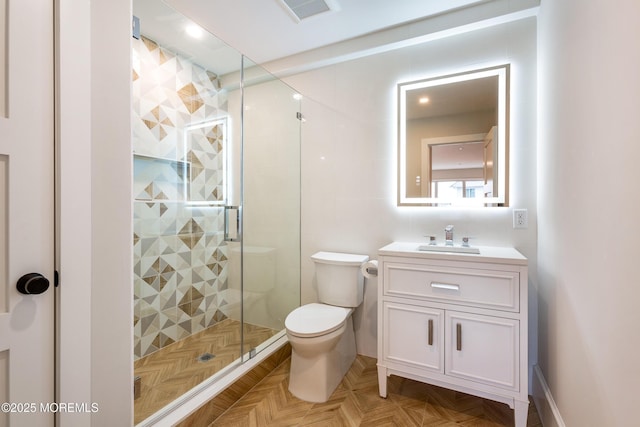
285, 251, 369, 403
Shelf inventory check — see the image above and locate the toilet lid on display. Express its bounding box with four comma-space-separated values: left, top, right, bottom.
285, 303, 351, 338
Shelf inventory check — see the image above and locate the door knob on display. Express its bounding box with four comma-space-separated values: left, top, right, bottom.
16, 273, 50, 295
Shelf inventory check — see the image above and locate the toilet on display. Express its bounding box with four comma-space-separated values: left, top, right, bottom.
285, 251, 369, 403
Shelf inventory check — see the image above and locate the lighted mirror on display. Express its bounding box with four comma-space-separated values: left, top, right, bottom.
398, 65, 509, 206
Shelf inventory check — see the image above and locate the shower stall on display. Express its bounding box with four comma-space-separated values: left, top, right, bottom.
131, 1, 300, 424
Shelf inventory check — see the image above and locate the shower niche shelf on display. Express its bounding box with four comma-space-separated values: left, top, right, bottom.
133, 153, 191, 202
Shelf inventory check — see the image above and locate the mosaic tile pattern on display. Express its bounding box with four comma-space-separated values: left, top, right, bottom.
133, 36, 231, 359
132, 36, 226, 160
133, 203, 229, 359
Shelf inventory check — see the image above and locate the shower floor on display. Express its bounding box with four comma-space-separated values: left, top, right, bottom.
133, 318, 278, 424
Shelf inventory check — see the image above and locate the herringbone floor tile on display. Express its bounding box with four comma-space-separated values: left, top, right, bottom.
134, 319, 278, 424
211, 356, 543, 427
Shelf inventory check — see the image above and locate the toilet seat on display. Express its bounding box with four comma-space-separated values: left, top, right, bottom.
285, 303, 352, 338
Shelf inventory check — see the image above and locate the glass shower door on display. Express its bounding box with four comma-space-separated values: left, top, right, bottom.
132, 2, 301, 424
132, 15, 244, 422
228, 57, 302, 361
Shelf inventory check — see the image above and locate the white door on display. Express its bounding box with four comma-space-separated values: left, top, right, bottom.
0, 0, 55, 426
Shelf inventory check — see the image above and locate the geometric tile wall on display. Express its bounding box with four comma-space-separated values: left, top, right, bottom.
133, 35, 231, 359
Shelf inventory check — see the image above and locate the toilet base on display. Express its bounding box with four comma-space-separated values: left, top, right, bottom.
288, 317, 356, 403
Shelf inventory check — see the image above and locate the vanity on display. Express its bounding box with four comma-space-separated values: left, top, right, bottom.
377, 242, 529, 426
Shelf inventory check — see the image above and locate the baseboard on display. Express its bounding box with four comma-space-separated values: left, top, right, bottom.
532, 365, 566, 427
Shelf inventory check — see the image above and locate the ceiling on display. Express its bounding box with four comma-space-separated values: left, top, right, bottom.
432, 141, 484, 171
163, 0, 488, 64
134, 0, 496, 75
133, 0, 243, 75
406, 75, 498, 120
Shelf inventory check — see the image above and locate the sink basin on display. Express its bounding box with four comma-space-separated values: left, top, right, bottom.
417, 245, 480, 254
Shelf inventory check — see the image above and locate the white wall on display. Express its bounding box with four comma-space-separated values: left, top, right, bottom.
58, 0, 133, 426
283, 18, 537, 359
90, 1, 133, 425
537, 1, 640, 425
56, 1, 92, 425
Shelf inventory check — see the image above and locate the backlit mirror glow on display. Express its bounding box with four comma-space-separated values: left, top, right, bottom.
398, 65, 509, 206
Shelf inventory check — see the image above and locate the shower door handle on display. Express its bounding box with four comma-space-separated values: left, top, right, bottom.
224, 205, 241, 242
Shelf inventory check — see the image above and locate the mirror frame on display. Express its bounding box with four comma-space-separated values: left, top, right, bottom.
397, 64, 510, 207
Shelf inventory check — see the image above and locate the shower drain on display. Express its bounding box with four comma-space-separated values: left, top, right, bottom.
197, 353, 216, 363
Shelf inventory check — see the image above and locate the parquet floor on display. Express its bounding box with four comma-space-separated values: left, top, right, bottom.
134, 319, 278, 424
211, 355, 543, 426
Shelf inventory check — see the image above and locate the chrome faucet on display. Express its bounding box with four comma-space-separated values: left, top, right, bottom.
445, 225, 454, 246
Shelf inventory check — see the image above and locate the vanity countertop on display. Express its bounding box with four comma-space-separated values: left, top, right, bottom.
378, 242, 527, 265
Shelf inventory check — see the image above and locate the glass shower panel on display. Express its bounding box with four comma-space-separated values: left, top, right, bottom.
239, 58, 301, 359
132, 2, 301, 423
132, 34, 236, 363
131, 2, 245, 421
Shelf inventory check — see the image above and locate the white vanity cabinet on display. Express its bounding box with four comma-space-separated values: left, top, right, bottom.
377, 242, 529, 426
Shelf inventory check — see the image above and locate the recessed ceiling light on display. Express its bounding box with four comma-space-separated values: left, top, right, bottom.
185, 23, 204, 39
419, 97, 430, 104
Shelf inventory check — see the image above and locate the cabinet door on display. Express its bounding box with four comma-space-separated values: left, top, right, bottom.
445, 311, 519, 390
383, 302, 443, 373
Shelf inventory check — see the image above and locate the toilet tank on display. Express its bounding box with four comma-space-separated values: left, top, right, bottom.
311, 251, 369, 308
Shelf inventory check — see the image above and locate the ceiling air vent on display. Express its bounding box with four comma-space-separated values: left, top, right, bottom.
278, 0, 340, 23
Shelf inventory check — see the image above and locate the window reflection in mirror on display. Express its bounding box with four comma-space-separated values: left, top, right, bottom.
398, 65, 509, 206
